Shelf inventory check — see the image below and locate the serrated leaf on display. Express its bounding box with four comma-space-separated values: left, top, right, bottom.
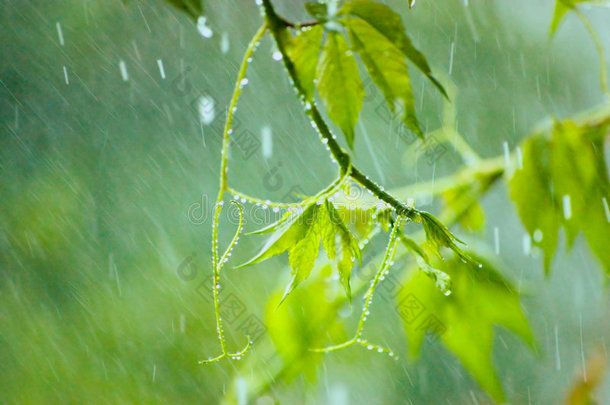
287, 25, 324, 100
316, 32, 364, 149
343, 17, 422, 138
325, 201, 361, 264
339, 0, 447, 98
336, 206, 374, 240
320, 209, 337, 261
237, 204, 318, 268
325, 201, 361, 302
163, 0, 203, 20
283, 209, 325, 302
419, 211, 468, 261
398, 255, 534, 403
338, 232, 354, 303
509, 108, 610, 274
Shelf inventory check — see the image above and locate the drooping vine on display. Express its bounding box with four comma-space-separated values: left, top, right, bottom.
154, 0, 610, 401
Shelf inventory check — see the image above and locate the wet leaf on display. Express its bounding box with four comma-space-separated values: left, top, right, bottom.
343, 17, 422, 138
398, 255, 534, 403
237, 204, 319, 267
316, 32, 364, 149
509, 108, 610, 274
287, 25, 324, 100
419, 211, 469, 261
339, 0, 447, 98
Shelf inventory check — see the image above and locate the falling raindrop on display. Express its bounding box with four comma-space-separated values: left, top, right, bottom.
198, 96, 215, 125
220, 32, 230, 54
156, 59, 166, 79
261, 126, 272, 159
62, 66, 69, 85
562, 195, 572, 220
56, 22, 64, 46
119, 60, 129, 81
197, 17, 213, 39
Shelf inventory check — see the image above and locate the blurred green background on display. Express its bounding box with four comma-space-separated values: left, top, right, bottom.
1, 0, 609, 403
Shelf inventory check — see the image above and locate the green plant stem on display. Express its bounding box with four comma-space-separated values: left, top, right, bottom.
204, 23, 267, 364
221, 168, 503, 400
261, 0, 419, 220
225, 156, 351, 209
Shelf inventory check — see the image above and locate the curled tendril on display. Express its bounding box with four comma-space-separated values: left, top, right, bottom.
201, 201, 252, 365
218, 201, 244, 271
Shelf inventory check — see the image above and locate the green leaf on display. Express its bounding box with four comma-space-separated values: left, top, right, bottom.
325, 201, 361, 303
305, 2, 328, 21
316, 32, 364, 149
343, 17, 422, 138
287, 25, 324, 100
339, 0, 447, 98
284, 208, 326, 302
509, 137, 560, 272
509, 108, 610, 274
325, 201, 361, 264
163, 0, 203, 21
419, 211, 468, 261
398, 255, 534, 403
242, 200, 362, 303
336, 205, 374, 240
237, 204, 319, 268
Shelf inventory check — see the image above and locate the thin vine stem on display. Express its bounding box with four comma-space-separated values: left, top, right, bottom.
221, 167, 506, 401
225, 154, 351, 209
203, 23, 267, 364
260, 0, 419, 220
